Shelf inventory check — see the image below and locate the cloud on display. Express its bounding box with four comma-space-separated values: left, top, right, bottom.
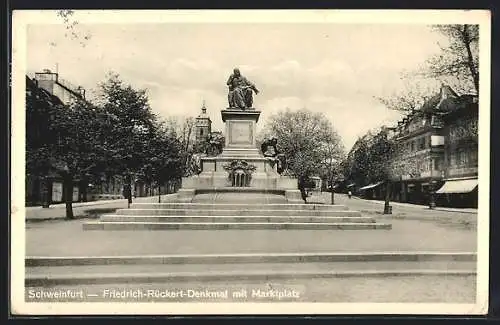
26, 22, 440, 151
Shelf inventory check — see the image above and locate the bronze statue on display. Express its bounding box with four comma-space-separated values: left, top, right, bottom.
260, 137, 279, 157
260, 137, 288, 175
227, 68, 259, 109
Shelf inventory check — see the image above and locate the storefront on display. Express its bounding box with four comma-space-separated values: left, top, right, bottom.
435, 177, 478, 208
358, 182, 384, 200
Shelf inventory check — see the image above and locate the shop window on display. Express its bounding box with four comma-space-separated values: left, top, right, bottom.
449, 153, 456, 167
457, 150, 468, 166
470, 150, 478, 166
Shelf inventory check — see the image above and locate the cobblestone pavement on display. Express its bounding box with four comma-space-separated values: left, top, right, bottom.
25, 275, 476, 303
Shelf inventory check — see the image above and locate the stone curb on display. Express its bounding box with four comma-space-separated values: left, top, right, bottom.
354, 197, 478, 214
26, 252, 477, 267
82, 221, 392, 231
116, 209, 361, 216
25, 269, 477, 286
130, 203, 349, 210
99, 215, 376, 223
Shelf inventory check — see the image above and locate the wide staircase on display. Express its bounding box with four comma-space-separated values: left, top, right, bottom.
83, 192, 392, 231
27, 193, 477, 301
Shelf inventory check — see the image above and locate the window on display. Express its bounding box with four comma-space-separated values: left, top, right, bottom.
434, 157, 443, 171
457, 150, 468, 166
419, 137, 425, 150
410, 141, 415, 152
470, 150, 478, 166
200, 129, 204, 137
449, 153, 456, 167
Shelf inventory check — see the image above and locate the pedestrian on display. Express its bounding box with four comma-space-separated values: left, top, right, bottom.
348, 190, 352, 199
123, 174, 132, 208
298, 176, 308, 204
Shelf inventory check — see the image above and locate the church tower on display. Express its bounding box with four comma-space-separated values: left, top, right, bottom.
195, 100, 212, 144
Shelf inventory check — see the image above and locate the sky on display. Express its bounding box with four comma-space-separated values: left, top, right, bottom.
26, 14, 447, 151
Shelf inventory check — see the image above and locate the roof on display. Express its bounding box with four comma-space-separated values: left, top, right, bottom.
196, 103, 211, 120
421, 85, 460, 114
359, 181, 384, 190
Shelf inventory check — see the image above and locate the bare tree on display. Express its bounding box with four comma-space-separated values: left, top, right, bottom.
375, 79, 438, 112
56, 10, 92, 47
164, 116, 196, 174
425, 24, 479, 94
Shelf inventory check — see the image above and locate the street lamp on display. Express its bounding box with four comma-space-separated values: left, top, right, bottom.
429, 180, 437, 209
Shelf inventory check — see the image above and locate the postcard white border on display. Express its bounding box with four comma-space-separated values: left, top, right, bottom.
11, 9, 491, 315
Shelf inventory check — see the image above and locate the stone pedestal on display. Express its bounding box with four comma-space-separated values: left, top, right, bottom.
180, 108, 298, 198
222, 109, 260, 149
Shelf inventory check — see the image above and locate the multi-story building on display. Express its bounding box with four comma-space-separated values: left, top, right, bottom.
389, 85, 478, 207
33, 69, 86, 104
26, 71, 125, 206
436, 94, 478, 207
351, 84, 478, 208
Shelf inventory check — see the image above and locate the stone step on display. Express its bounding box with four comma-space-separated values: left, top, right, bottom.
25, 260, 476, 286
116, 209, 362, 217
82, 222, 392, 231
99, 215, 376, 224
130, 203, 348, 211
26, 252, 477, 267
191, 194, 287, 204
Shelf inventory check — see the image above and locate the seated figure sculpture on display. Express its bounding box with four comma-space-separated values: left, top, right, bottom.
227, 68, 259, 109
261, 137, 279, 157
261, 137, 287, 175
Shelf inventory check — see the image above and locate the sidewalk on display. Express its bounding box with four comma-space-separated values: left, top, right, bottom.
25, 194, 177, 221
26, 198, 128, 211
355, 197, 478, 214
320, 193, 477, 214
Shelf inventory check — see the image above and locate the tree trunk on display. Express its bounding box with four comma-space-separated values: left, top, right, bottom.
63, 174, 74, 219
463, 25, 479, 94
330, 178, 335, 205
81, 177, 88, 202
383, 179, 392, 214
158, 183, 161, 203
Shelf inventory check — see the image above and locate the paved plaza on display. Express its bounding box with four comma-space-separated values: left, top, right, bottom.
26, 194, 477, 257
23, 193, 478, 304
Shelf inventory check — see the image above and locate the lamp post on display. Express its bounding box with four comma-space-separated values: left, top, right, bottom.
41, 175, 51, 208
429, 180, 436, 209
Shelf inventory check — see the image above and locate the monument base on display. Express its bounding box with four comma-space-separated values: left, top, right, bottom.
180, 108, 299, 202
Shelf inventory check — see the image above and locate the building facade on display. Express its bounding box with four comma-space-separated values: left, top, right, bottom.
26, 71, 125, 206
34, 69, 86, 105
436, 95, 478, 207
349, 85, 478, 208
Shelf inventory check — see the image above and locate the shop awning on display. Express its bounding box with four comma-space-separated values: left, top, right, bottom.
436, 179, 478, 194
359, 181, 384, 191
347, 183, 356, 188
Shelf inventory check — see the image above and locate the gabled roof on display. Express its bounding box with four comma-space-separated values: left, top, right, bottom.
421, 85, 460, 114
